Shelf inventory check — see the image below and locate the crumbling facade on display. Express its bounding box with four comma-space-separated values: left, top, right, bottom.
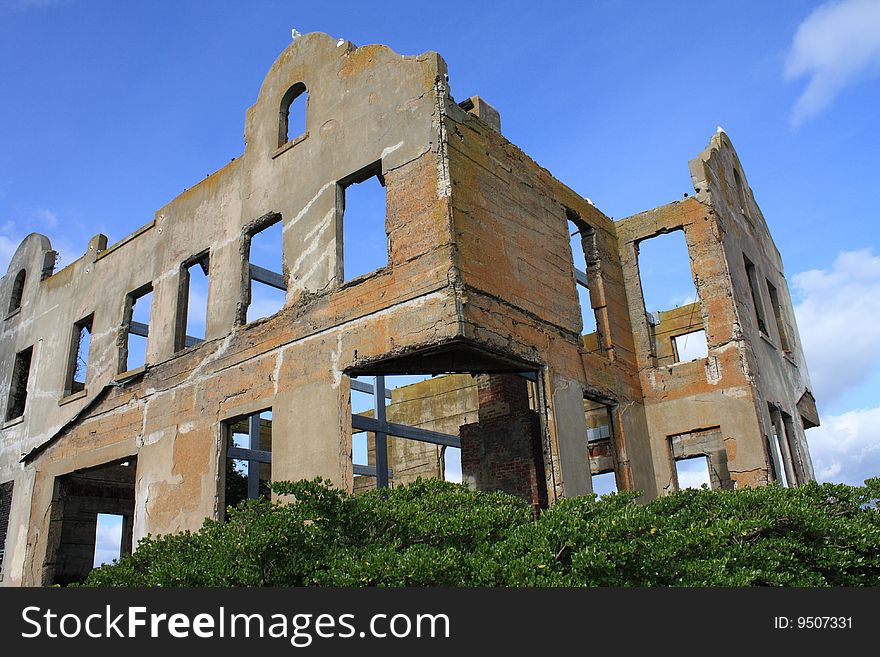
0, 34, 818, 586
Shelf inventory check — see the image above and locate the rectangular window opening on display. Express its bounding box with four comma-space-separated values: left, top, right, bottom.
568, 215, 599, 336
65, 314, 93, 395
585, 396, 619, 493
0, 481, 13, 578
246, 217, 286, 324
121, 285, 152, 373
766, 280, 791, 352
339, 162, 388, 283
350, 372, 461, 491
636, 229, 699, 315
672, 328, 708, 362
6, 345, 33, 421
177, 254, 210, 350
224, 409, 273, 515
743, 255, 769, 336
674, 455, 711, 490
46, 458, 135, 585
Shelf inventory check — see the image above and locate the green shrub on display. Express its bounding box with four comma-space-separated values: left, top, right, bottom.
82, 477, 880, 587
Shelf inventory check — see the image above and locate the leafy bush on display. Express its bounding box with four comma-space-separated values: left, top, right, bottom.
83, 477, 880, 587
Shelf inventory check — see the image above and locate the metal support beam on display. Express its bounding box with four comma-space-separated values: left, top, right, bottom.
227, 446, 272, 464
129, 321, 149, 338
250, 263, 287, 291
575, 267, 589, 288
351, 414, 461, 449
248, 414, 261, 499
350, 378, 393, 400
353, 464, 394, 478
374, 375, 389, 489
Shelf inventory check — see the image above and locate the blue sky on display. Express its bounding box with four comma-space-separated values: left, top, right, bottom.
2, 0, 879, 495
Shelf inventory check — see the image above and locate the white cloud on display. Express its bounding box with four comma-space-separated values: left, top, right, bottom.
792, 249, 880, 407
785, 0, 880, 126
806, 406, 880, 485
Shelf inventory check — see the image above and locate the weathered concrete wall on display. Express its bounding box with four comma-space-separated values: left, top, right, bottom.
0, 36, 817, 586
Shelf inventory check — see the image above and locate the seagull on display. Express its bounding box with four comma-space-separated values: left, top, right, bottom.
716, 125, 725, 134
585, 197, 595, 206
337, 38, 345, 47
291, 28, 302, 41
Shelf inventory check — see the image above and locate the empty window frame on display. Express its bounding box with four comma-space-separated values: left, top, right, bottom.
567, 211, 600, 336
337, 162, 388, 283
0, 481, 12, 578
672, 328, 708, 362
350, 373, 462, 490
224, 410, 273, 514
669, 427, 731, 490
244, 215, 286, 324
585, 396, 619, 493
120, 284, 153, 373
743, 255, 769, 336
8, 269, 25, 315
765, 279, 791, 352
64, 314, 93, 395
176, 253, 210, 351
6, 345, 33, 421
673, 455, 711, 490
278, 82, 308, 147
767, 403, 795, 487
44, 458, 135, 585
636, 229, 698, 315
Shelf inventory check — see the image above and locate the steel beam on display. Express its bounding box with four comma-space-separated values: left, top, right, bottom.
353, 464, 394, 478
374, 375, 389, 489
248, 414, 261, 499
250, 263, 287, 291
351, 414, 461, 449
350, 378, 393, 399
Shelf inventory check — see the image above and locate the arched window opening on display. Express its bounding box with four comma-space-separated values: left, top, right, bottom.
278, 82, 308, 147
8, 269, 26, 314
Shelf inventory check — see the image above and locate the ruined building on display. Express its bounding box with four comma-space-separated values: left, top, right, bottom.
0, 34, 819, 586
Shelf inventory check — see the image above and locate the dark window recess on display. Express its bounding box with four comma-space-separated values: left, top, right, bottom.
8, 269, 25, 314
743, 255, 769, 336
766, 280, 791, 352
176, 254, 210, 350
224, 410, 273, 515
338, 162, 388, 282
0, 481, 13, 576
121, 284, 153, 373
245, 216, 286, 323
6, 345, 33, 421
65, 314, 93, 395
278, 82, 308, 146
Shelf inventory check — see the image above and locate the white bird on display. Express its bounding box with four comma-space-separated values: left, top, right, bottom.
291, 28, 302, 41
716, 125, 725, 134
585, 197, 595, 206
337, 38, 345, 47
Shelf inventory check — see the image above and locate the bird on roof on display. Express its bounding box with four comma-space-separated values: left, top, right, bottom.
291, 28, 302, 41
716, 125, 725, 134
337, 38, 345, 47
